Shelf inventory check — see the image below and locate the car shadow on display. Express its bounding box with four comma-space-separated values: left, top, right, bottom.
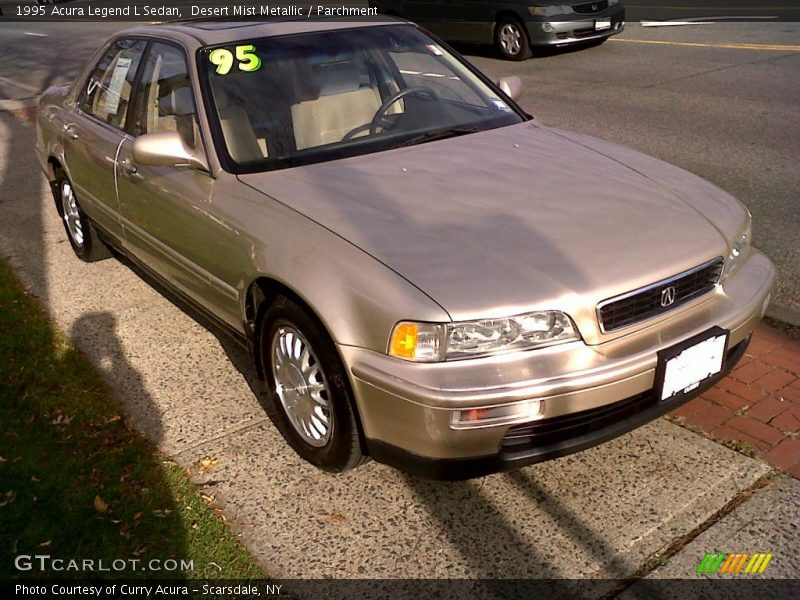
452, 38, 609, 63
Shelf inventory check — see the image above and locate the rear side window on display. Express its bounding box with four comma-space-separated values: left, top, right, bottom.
80, 38, 146, 130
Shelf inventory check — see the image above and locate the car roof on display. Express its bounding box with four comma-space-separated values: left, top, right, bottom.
122, 17, 402, 49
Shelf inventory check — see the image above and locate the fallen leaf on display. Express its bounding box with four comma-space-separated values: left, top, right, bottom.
38, 540, 51, 548
133, 512, 143, 520
326, 513, 347, 524
195, 457, 219, 473
94, 495, 108, 513
51, 414, 74, 426
31, 476, 40, 483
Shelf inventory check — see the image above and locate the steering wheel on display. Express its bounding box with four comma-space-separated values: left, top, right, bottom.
369, 86, 439, 135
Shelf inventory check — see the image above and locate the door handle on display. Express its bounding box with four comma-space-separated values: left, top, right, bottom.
62, 124, 79, 140
119, 158, 140, 177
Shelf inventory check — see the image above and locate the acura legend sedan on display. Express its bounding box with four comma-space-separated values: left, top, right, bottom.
36, 18, 774, 479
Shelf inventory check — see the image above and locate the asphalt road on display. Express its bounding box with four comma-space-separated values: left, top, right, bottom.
0, 18, 799, 583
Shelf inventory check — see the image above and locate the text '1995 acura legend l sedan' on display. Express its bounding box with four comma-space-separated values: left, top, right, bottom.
36, 18, 775, 479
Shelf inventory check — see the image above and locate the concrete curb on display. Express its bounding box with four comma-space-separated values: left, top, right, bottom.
0, 97, 38, 112
767, 305, 800, 328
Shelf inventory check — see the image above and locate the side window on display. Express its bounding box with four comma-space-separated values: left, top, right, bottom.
132, 43, 198, 149
80, 39, 146, 129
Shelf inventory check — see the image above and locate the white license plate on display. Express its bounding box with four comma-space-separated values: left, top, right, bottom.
595, 18, 612, 30
660, 333, 727, 401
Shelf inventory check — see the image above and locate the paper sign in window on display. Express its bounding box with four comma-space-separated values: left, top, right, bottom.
103, 57, 132, 116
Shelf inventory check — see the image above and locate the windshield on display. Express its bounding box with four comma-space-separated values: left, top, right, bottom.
198, 24, 525, 173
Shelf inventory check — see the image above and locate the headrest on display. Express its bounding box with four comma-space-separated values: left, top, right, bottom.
158, 86, 194, 117
314, 63, 361, 96
213, 86, 231, 110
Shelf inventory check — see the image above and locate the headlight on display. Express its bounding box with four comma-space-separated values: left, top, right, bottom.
389, 311, 579, 362
608, 0, 619, 5
529, 5, 572, 17
725, 215, 752, 278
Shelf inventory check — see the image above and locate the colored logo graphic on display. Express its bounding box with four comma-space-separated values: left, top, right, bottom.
697, 552, 773, 574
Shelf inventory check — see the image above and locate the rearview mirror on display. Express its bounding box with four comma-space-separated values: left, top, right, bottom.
497, 76, 523, 102
132, 131, 209, 172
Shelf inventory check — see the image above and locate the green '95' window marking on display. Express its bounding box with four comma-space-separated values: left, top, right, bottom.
209, 45, 262, 75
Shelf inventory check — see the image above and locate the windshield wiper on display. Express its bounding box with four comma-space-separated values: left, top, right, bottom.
393, 126, 483, 149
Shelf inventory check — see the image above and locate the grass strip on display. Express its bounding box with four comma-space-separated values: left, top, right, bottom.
0, 259, 262, 580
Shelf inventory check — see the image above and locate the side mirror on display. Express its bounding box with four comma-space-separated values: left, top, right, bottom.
497, 76, 523, 102
132, 131, 209, 172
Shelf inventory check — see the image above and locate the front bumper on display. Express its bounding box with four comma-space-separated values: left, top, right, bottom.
526, 5, 625, 46
341, 250, 775, 479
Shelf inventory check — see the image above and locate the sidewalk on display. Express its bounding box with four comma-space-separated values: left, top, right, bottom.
670, 324, 800, 477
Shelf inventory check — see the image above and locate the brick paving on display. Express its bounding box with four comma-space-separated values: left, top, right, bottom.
670, 324, 800, 478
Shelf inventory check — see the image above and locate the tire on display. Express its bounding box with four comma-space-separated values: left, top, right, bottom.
258, 295, 367, 473
53, 169, 112, 262
495, 17, 532, 61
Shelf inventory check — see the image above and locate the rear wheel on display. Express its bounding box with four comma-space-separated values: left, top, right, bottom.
259, 295, 367, 472
495, 17, 532, 61
53, 169, 112, 262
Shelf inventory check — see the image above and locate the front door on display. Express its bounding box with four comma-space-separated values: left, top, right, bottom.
115, 42, 236, 321
62, 38, 146, 241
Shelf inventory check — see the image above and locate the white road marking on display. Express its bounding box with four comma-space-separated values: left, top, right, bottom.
642, 16, 779, 27
24, 32, 48, 37
0, 75, 39, 94
642, 21, 714, 27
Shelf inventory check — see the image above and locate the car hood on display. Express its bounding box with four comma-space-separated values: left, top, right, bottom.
239, 122, 740, 340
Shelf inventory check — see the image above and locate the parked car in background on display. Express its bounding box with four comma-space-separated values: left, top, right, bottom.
36, 18, 773, 480
371, 0, 625, 59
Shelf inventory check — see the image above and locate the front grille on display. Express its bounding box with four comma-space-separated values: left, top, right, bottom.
598, 257, 724, 332
574, 0, 609, 14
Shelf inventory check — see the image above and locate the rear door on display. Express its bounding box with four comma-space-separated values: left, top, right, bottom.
401, 0, 448, 35
439, 0, 497, 43
62, 38, 146, 241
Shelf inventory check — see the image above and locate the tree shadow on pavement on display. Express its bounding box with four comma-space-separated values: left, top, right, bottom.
401, 473, 596, 597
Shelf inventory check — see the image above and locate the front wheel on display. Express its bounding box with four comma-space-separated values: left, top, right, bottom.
495, 17, 533, 61
259, 295, 367, 472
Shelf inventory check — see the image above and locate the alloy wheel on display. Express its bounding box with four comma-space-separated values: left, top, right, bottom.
271, 325, 333, 447
61, 181, 84, 247
500, 23, 522, 56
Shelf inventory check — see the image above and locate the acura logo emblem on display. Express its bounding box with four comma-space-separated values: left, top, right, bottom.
661, 286, 677, 307
592, 3, 598, 9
